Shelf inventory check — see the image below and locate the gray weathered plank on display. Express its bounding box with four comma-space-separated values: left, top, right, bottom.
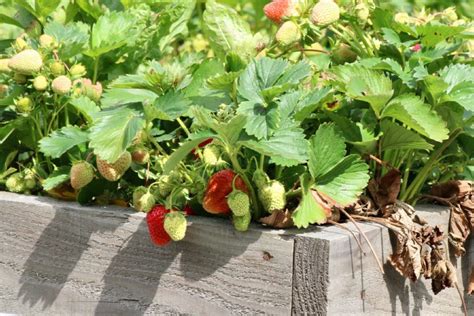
0, 192, 294, 315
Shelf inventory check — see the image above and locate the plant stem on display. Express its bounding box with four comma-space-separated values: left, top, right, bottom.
228, 147, 261, 219
93, 57, 100, 84
402, 129, 462, 204
176, 117, 191, 136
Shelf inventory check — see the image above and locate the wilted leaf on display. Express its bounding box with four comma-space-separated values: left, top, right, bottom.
368, 169, 401, 208
260, 210, 294, 228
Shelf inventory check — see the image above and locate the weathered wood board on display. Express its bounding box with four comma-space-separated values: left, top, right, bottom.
0, 191, 472, 315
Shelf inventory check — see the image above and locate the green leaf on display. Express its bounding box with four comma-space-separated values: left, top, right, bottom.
308, 123, 346, 179
86, 11, 142, 57
0, 14, 24, 28
292, 173, 327, 228
35, 0, 61, 18
144, 91, 191, 121
39, 126, 89, 158
380, 120, 433, 152
416, 23, 466, 48
439, 64, 474, 91
157, 1, 196, 52
441, 82, 474, 112
89, 106, 145, 162
44, 21, 90, 59
314, 155, 370, 206
191, 108, 246, 145
237, 101, 280, 139
294, 87, 332, 121
42, 166, 71, 191
69, 96, 100, 123
203, 0, 255, 59
348, 123, 380, 154
101, 88, 158, 108
330, 65, 393, 117
381, 94, 449, 142
163, 136, 212, 174
241, 128, 308, 167
76, 0, 103, 19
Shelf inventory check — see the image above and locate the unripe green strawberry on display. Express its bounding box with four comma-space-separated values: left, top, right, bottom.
70, 161, 94, 190
8, 49, 43, 75
131, 146, 150, 165
69, 64, 86, 78
96, 151, 132, 182
14, 37, 27, 51
164, 212, 187, 241
132, 186, 147, 204
311, 0, 340, 26
0, 59, 11, 73
355, 3, 370, 22
15, 97, 33, 113
33, 75, 48, 91
6, 173, 25, 193
134, 191, 155, 213
276, 21, 301, 46
259, 180, 287, 213
253, 170, 270, 189
157, 174, 175, 197
52, 75, 72, 95
202, 145, 225, 166
23, 170, 37, 190
39, 34, 56, 48
227, 190, 250, 216
331, 44, 357, 65
13, 73, 27, 84
233, 212, 251, 232
50, 61, 65, 76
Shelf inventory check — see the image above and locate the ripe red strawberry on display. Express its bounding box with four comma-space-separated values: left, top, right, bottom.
146, 205, 171, 246
264, 0, 300, 24
183, 204, 195, 216
411, 43, 422, 52
202, 169, 248, 214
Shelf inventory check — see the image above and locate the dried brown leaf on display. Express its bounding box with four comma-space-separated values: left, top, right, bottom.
431, 260, 457, 295
449, 205, 470, 257
368, 169, 401, 209
259, 210, 294, 228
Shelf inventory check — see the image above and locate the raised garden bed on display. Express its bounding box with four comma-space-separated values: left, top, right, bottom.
0, 191, 471, 315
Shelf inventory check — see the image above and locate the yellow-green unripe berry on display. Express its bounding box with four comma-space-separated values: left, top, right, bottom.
227, 190, 250, 217
52, 75, 72, 95
39, 34, 56, 48
259, 180, 287, 213
134, 191, 155, 213
164, 212, 187, 241
15, 97, 33, 113
6, 173, 25, 193
14, 37, 27, 51
33, 75, 48, 91
275, 21, 301, 46
69, 64, 86, 78
23, 171, 36, 190
8, 49, 43, 75
233, 212, 251, 232
0, 59, 11, 73
311, 0, 340, 26
50, 61, 65, 76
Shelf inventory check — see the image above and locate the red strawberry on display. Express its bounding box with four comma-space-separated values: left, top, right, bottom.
183, 204, 195, 216
264, 0, 300, 24
146, 205, 171, 246
202, 169, 248, 214
191, 138, 213, 158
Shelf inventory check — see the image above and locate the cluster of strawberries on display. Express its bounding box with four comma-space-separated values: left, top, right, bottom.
264, 0, 341, 46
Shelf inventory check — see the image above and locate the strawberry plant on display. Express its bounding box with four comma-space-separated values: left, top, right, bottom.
0, 0, 473, 303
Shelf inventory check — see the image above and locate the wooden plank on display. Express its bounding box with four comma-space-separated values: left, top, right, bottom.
0, 192, 294, 315
291, 205, 473, 315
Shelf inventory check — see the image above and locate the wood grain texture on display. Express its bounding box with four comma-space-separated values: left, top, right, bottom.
0, 192, 294, 315
292, 237, 329, 316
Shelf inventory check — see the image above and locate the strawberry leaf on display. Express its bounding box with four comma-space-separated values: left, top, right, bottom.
157, 1, 196, 52
381, 94, 449, 142
42, 167, 70, 191
44, 21, 90, 59
241, 128, 308, 167
89, 106, 145, 162
292, 173, 327, 228
314, 155, 370, 206
237, 100, 280, 139
101, 88, 158, 108
39, 126, 89, 158
69, 96, 100, 123
203, 0, 255, 59
381, 120, 433, 152
144, 91, 191, 121
308, 123, 346, 179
